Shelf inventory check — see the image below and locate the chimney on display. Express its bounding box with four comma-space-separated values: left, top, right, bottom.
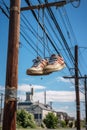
31, 87, 34, 95
26, 92, 31, 101
26, 88, 34, 101
49, 101, 53, 109
44, 91, 46, 105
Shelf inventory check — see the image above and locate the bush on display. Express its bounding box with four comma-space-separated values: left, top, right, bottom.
43, 112, 58, 129
17, 109, 36, 128
69, 122, 73, 128
41, 122, 46, 128
60, 120, 66, 128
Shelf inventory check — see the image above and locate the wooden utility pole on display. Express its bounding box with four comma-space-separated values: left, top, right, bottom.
77, 75, 87, 130
84, 75, 87, 130
64, 45, 81, 130
75, 45, 80, 130
2, 0, 20, 130
0, 93, 3, 126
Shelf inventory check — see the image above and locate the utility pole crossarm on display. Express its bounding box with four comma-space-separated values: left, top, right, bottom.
21, 0, 78, 11
63, 76, 75, 79
63, 76, 87, 79
21, 1, 66, 11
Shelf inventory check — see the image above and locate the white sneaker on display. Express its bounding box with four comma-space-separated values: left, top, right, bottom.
44, 54, 66, 73
26, 57, 49, 75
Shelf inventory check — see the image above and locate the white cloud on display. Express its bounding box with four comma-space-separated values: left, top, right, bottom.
18, 84, 46, 92
22, 90, 84, 103
0, 85, 5, 91
56, 76, 74, 83
0, 84, 84, 104
56, 76, 70, 83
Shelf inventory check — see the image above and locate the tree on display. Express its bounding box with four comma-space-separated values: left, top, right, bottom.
17, 109, 36, 128
43, 112, 58, 128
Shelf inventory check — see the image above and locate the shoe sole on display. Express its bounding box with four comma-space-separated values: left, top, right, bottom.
44, 64, 66, 73
26, 70, 43, 75
26, 70, 52, 76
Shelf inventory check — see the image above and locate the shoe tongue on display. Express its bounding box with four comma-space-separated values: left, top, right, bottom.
33, 57, 42, 62
50, 54, 57, 60
51, 54, 56, 58
36, 56, 42, 61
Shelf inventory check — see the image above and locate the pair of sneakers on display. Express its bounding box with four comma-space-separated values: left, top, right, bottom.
26, 54, 66, 75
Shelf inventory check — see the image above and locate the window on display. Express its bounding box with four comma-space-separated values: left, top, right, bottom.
34, 114, 42, 119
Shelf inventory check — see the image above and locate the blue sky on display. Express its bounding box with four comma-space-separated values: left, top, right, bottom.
0, 0, 87, 119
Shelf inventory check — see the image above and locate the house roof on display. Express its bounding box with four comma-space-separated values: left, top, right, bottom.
57, 111, 75, 120
28, 102, 55, 112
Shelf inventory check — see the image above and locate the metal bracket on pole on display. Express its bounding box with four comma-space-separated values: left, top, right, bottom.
5, 87, 17, 103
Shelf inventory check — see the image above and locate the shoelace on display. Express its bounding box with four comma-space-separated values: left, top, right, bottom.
32, 59, 41, 67
49, 57, 57, 64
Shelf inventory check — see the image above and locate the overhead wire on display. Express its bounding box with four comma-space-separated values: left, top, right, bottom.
48, 0, 83, 82
62, 7, 77, 45
1, 0, 9, 14
44, 0, 75, 76
57, 7, 74, 47
0, 0, 53, 59
21, 13, 53, 57
24, 0, 80, 79
0, 1, 43, 58
62, 3, 84, 85
61, 6, 85, 90
0, 0, 83, 74
20, 30, 42, 57
1, 0, 84, 94
20, 25, 46, 57
70, 0, 81, 8
26, 0, 74, 76
37, 0, 73, 74
0, 5, 9, 18
38, 0, 71, 56
37, 9, 40, 57
1, 0, 55, 59
19, 41, 36, 57
25, 0, 61, 56
44, 0, 84, 93
78, 47, 87, 75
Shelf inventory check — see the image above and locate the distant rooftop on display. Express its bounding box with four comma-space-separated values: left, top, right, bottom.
18, 101, 33, 106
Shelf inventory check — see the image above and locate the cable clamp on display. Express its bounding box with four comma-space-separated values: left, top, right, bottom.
10, 6, 20, 13
5, 86, 17, 103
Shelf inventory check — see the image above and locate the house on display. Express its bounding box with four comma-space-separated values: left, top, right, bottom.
57, 112, 65, 121
26, 101, 56, 125
57, 111, 75, 127
17, 90, 56, 125
18, 100, 56, 125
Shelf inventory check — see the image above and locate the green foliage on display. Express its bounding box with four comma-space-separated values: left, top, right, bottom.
81, 120, 85, 127
60, 120, 66, 128
17, 109, 36, 128
69, 122, 73, 128
41, 122, 46, 128
43, 112, 58, 128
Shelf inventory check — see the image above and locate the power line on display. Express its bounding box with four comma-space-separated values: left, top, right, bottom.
25, 0, 61, 56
